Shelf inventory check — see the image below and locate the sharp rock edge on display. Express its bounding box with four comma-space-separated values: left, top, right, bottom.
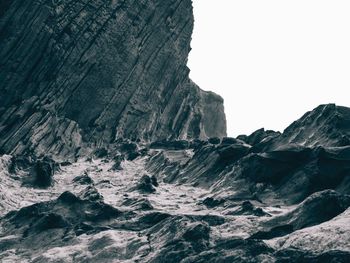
0, 0, 350, 262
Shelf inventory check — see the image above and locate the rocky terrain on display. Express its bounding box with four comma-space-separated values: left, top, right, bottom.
0, 0, 349, 263
0, 0, 226, 161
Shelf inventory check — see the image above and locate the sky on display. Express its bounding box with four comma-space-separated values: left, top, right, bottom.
188, 0, 350, 137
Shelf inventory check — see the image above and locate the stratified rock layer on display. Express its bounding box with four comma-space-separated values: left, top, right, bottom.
0, 0, 227, 160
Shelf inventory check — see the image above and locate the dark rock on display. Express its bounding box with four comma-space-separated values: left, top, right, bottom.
138, 212, 172, 227
74, 222, 95, 236
3, 190, 122, 242
189, 139, 208, 150
217, 143, 251, 164
265, 190, 350, 231
237, 128, 281, 147
266, 104, 350, 150
150, 140, 190, 150
33, 213, 69, 232
202, 197, 225, 208
29, 157, 56, 188
182, 223, 210, 242
127, 151, 141, 161
249, 225, 294, 240
188, 214, 226, 226
119, 141, 138, 153
150, 175, 159, 187
110, 154, 124, 171
118, 141, 141, 161
208, 137, 221, 145
241, 201, 270, 217
221, 137, 239, 145
8, 155, 33, 173
93, 148, 108, 159
225, 201, 271, 217
80, 186, 103, 202
0, 0, 226, 160
72, 172, 94, 185
137, 174, 157, 193
58, 191, 81, 204
60, 161, 72, 167
9, 156, 59, 188
122, 198, 154, 211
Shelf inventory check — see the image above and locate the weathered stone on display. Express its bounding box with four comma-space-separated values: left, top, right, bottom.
0, 0, 227, 161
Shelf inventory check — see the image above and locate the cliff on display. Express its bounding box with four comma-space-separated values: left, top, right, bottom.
0, 0, 227, 160
1, 1, 349, 262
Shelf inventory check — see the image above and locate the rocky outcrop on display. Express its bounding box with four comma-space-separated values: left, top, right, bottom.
1, 1, 350, 262
264, 104, 350, 150
147, 105, 350, 205
0, 0, 226, 161
1, 108, 350, 262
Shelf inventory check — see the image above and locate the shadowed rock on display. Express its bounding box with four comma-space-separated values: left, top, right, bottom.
250, 190, 350, 240
2, 190, 123, 245
72, 172, 94, 185
0, 0, 226, 160
136, 174, 158, 193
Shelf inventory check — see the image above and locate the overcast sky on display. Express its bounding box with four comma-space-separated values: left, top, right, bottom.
188, 0, 350, 137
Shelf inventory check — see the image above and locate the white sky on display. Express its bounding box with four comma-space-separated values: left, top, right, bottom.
188, 0, 350, 137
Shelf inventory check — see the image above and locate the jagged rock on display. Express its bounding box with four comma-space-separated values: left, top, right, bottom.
0, 0, 226, 161
79, 186, 103, 201
187, 214, 225, 226
32, 160, 54, 187
2, 190, 123, 243
1, 0, 350, 262
122, 198, 154, 211
249, 225, 294, 240
266, 104, 350, 150
9, 156, 57, 189
264, 190, 350, 231
217, 143, 251, 164
182, 223, 210, 243
72, 172, 94, 185
110, 154, 124, 171
117, 140, 141, 161
136, 174, 157, 193
237, 128, 281, 147
250, 190, 350, 240
226, 201, 271, 217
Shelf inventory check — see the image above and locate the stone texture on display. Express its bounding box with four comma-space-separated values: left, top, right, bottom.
0, 0, 226, 161
266, 104, 350, 150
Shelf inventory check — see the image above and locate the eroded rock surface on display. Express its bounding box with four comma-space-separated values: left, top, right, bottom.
0, 0, 226, 161
0, 0, 349, 262
1, 116, 350, 262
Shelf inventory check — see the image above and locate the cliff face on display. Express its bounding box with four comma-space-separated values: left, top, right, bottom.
2, 2, 348, 262
0, 0, 227, 160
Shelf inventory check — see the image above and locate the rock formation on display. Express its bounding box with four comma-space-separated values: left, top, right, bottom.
0, 0, 349, 262
0, 0, 227, 161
